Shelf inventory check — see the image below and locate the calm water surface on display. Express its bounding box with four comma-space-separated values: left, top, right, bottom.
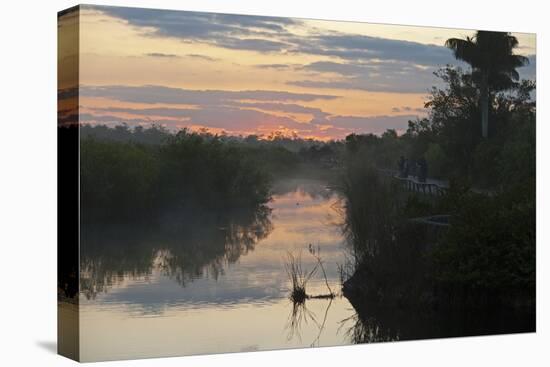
80, 178, 355, 361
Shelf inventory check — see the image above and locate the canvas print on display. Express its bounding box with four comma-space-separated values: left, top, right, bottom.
58, 4, 536, 362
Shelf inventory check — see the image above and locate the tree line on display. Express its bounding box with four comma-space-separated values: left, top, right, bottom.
340, 31, 535, 311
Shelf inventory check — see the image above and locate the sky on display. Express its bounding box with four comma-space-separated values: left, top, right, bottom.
58, 5, 536, 140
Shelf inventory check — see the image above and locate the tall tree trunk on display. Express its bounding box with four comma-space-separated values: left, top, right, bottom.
480, 74, 489, 138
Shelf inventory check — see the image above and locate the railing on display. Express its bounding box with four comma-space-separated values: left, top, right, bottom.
378, 168, 453, 227
393, 175, 448, 196
377, 168, 449, 196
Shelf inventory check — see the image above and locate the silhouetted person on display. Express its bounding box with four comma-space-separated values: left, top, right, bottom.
418, 157, 428, 182
415, 160, 420, 181
409, 160, 418, 178
403, 158, 410, 178
398, 156, 405, 177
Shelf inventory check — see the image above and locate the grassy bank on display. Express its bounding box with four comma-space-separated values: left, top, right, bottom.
340, 160, 535, 311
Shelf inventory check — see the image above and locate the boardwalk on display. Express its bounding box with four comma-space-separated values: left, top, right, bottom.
375, 168, 497, 228
379, 168, 494, 196
378, 168, 449, 196
394, 175, 449, 196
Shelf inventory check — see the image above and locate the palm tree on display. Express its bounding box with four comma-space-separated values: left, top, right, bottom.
445, 31, 529, 138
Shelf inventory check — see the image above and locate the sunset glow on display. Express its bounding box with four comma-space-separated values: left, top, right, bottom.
58, 5, 535, 140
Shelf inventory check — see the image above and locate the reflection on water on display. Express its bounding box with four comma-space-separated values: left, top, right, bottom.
79, 177, 534, 361
339, 302, 535, 344
79, 178, 355, 361
286, 297, 335, 347
80, 205, 272, 299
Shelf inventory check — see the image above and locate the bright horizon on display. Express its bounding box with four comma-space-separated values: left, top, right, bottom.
58, 5, 536, 141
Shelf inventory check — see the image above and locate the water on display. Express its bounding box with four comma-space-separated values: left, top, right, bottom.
79, 178, 356, 361
76, 177, 535, 361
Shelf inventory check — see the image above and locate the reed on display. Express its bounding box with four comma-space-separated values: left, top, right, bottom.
284, 251, 317, 304
284, 247, 335, 304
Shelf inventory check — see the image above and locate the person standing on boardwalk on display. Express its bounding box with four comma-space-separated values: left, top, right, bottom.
418, 156, 428, 182
398, 156, 406, 177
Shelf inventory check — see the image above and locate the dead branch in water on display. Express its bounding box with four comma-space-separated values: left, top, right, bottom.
308, 243, 334, 297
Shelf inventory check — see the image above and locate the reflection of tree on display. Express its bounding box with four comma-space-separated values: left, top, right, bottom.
339, 300, 535, 345
80, 205, 272, 299
339, 312, 398, 344
158, 206, 273, 286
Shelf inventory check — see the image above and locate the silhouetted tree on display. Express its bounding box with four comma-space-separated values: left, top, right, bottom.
445, 31, 529, 138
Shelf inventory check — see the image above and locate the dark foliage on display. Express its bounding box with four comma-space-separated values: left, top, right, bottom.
80, 127, 275, 222
341, 60, 535, 311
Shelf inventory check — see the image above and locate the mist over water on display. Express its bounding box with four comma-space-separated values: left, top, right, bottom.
79, 178, 356, 361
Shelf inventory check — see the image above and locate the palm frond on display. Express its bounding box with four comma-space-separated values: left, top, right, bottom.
446, 31, 530, 91
445, 37, 477, 65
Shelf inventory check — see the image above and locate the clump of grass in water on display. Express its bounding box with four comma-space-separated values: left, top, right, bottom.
285, 251, 318, 304
284, 245, 335, 303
